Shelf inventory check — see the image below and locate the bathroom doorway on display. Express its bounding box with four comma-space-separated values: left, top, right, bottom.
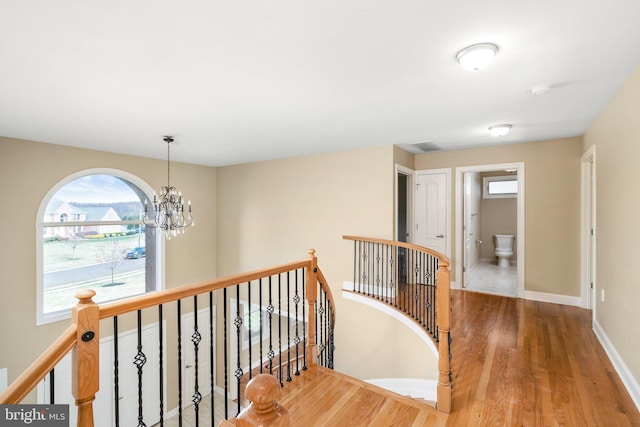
455, 163, 525, 298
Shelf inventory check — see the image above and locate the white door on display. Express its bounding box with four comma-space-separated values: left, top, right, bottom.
182, 308, 215, 408
41, 344, 113, 427
40, 323, 163, 427
416, 171, 448, 256
463, 173, 472, 287
117, 325, 162, 426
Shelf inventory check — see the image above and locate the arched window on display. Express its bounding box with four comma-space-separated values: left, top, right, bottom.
37, 169, 162, 325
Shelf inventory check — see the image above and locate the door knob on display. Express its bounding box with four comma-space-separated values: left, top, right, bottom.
436, 234, 445, 238
186, 364, 193, 369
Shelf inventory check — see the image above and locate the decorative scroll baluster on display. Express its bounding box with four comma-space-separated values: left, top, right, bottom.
294, 269, 301, 376
234, 286, 243, 416
267, 277, 275, 375
302, 268, 307, 371
113, 316, 120, 427
192, 295, 202, 426
286, 271, 292, 382
135, 310, 147, 427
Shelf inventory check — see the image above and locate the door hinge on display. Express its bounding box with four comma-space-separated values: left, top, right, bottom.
590, 282, 593, 289
591, 228, 594, 236
463, 267, 466, 272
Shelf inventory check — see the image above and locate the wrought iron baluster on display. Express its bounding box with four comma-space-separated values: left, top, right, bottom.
278, 273, 283, 386
177, 300, 183, 426
286, 271, 292, 382
248, 281, 252, 381
259, 278, 263, 374
223, 288, 228, 420
114, 316, 120, 427
49, 369, 54, 404
267, 277, 275, 375
209, 291, 215, 425
353, 240, 357, 292
158, 304, 164, 426
135, 310, 147, 427
318, 287, 325, 366
294, 269, 301, 376
302, 270, 307, 371
234, 286, 242, 417
192, 295, 202, 427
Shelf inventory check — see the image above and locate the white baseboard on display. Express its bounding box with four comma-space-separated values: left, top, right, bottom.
524, 290, 581, 307
342, 281, 396, 298
366, 378, 437, 402
593, 319, 640, 411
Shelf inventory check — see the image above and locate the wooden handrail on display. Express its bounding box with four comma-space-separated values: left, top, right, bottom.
316, 267, 336, 328
0, 324, 77, 403
3, 250, 337, 427
343, 235, 452, 413
343, 235, 450, 267
99, 259, 310, 318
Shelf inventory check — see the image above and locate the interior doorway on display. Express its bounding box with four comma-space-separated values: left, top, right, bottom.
395, 165, 414, 243
581, 146, 596, 311
455, 163, 525, 298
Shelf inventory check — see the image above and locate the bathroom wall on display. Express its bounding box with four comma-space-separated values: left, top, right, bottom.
479, 172, 518, 262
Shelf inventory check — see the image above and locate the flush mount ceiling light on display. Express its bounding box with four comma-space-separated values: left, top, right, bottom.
456, 43, 498, 71
489, 124, 512, 137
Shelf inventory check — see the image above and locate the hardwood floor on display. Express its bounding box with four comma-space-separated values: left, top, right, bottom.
275, 364, 447, 426
446, 290, 640, 426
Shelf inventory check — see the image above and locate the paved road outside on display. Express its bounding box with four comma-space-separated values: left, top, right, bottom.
44, 258, 145, 288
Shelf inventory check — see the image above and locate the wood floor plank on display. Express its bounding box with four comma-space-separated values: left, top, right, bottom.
446, 290, 640, 427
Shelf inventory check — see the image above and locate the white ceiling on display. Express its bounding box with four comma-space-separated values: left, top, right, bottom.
2, 1, 640, 167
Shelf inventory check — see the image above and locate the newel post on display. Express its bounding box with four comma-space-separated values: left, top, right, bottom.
236, 374, 289, 426
72, 290, 100, 427
306, 249, 318, 365
436, 263, 451, 413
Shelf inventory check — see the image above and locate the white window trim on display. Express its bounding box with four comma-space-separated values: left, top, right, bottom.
483, 175, 518, 199
36, 168, 164, 325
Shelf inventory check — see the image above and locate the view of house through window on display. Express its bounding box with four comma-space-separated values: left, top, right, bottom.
40, 173, 157, 322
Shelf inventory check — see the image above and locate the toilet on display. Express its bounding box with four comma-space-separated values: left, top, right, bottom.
494, 234, 514, 268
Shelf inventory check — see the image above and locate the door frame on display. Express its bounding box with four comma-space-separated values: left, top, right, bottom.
455, 163, 525, 296
415, 168, 452, 262
395, 164, 415, 243
580, 146, 596, 311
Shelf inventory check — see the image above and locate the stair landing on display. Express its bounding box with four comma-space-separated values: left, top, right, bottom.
271, 365, 446, 426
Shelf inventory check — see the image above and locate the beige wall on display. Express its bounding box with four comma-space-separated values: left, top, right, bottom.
415, 137, 583, 296
584, 64, 640, 390
216, 144, 439, 381
0, 137, 217, 406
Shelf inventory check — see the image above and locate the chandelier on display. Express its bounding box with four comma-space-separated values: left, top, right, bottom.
144, 136, 194, 239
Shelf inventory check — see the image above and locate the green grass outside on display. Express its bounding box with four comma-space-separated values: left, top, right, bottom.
44, 234, 145, 272
43, 233, 147, 314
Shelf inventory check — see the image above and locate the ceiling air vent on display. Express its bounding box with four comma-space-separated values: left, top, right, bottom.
411, 141, 441, 153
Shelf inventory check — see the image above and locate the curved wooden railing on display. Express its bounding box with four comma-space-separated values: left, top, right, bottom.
343, 235, 451, 413
0, 249, 335, 426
